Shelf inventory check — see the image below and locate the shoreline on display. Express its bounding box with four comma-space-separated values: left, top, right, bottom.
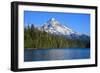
24, 48, 90, 50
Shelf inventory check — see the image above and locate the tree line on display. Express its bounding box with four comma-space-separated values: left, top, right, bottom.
24, 24, 90, 49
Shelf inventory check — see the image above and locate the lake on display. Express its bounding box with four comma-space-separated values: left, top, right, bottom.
24, 48, 90, 62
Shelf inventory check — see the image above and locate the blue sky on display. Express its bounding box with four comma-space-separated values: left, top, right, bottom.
24, 11, 90, 35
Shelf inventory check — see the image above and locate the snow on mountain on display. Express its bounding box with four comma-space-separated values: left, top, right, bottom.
37, 18, 89, 40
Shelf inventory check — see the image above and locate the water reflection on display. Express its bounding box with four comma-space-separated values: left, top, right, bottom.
24, 48, 90, 62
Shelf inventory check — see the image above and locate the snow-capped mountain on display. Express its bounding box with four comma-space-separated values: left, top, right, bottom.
37, 18, 89, 40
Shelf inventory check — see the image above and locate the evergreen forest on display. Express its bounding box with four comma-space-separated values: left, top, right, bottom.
24, 25, 90, 49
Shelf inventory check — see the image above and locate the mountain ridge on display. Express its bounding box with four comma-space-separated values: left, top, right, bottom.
36, 18, 89, 40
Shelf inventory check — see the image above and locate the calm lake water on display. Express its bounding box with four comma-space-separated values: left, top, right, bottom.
24, 48, 90, 62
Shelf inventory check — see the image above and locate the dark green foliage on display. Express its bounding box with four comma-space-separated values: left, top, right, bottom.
24, 24, 90, 49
